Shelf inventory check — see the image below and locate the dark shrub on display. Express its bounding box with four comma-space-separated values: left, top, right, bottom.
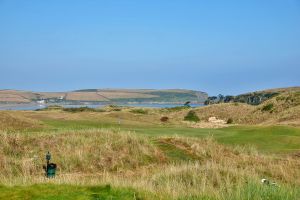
184, 111, 200, 122
130, 109, 148, 114
108, 105, 122, 111
165, 106, 189, 112
63, 107, 104, 113
227, 118, 233, 124
160, 116, 169, 122
261, 103, 274, 112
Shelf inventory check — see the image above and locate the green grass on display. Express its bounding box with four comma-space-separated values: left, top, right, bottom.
0, 184, 147, 200
39, 119, 300, 154
184, 110, 200, 122
132, 126, 300, 154
62, 107, 105, 113
153, 139, 197, 162
163, 106, 190, 112
42, 119, 117, 131
1, 183, 297, 200
130, 109, 148, 114
215, 126, 300, 154
261, 103, 274, 112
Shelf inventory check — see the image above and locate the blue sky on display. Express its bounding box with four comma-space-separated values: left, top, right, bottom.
0, 0, 299, 95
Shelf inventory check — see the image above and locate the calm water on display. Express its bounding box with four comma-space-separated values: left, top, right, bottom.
0, 103, 204, 110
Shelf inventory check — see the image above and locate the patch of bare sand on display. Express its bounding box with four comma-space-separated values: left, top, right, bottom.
184, 116, 229, 128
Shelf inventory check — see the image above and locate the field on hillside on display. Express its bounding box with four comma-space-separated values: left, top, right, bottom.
0, 89, 208, 104
0, 95, 300, 199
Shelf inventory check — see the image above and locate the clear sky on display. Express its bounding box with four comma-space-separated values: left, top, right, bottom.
0, 0, 299, 95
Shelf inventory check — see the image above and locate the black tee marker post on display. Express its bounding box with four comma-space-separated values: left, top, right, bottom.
46, 151, 51, 165
43, 152, 57, 178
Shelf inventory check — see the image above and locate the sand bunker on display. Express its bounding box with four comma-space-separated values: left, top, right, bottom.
184, 116, 228, 128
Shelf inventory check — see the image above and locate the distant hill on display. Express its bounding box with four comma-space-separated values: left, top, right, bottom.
234, 87, 300, 105
0, 89, 208, 104
205, 86, 300, 105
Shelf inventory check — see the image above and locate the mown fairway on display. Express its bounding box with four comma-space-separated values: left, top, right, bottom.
40, 117, 300, 154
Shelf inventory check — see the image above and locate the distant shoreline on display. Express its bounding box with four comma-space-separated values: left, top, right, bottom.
0, 102, 204, 111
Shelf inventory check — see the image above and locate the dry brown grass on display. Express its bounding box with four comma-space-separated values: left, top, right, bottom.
97, 89, 196, 94
245, 86, 300, 94
0, 111, 41, 131
252, 91, 300, 125
65, 92, 110, 101
0, 130, 163, 179
165, 90, 300, 126
0, 129, 299, 199
20, 108, 159, 127
97, 91, 158, 99
0, 90, 36, 103
195, 103, 255, 124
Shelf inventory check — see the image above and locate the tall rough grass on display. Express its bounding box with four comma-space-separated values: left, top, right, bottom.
0, 129, 162, 178
0, 111, 40, 131
0, 129, 299, 199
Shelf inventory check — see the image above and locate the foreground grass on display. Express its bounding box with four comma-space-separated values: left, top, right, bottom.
0, 184, 144, 200
1, 129, 300, 199
0, 182, 298, 200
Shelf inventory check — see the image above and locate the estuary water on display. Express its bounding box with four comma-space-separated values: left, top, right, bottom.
0, 103, 204, 111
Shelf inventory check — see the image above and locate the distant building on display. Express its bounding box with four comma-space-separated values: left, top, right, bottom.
37, 99, 46, 104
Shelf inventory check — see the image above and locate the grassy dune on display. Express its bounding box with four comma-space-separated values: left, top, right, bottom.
191, 90, 300, 125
